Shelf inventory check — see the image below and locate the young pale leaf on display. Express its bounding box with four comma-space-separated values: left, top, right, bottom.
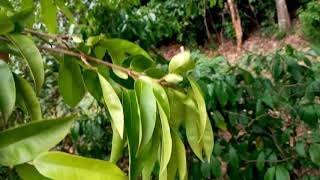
203, 118, 214, 162
275, 166, 290, 180
98, 73, 124, 138
264, 166, 276, 180
40, 0, 57, 33
0, 116, 75, 166
6, 34, 44, 92
169, 51, 193, 74
188, 76, 207, 140
0, 11, 14, 34
99, 38, 152, 79
14, 75, 42, 121
34, 152, 127, 180
167, 90, 185, 129
16, 163, 50, 180
58, 56, 86, 107
162, 74, 183, 84
167, 140, 178, 180
309, 144, 320, 166
110, 123, 125, 163
256, 151, 265, 171
0, 60, 15, 120
185, 103, 203, 160
173, 132, 187, 180
152, 81, 170, 119
55, 0, 74, 23
135, 79, 157, 147
158, 103, 172, 176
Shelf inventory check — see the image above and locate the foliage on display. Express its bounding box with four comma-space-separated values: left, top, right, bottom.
299, 1, 320, 46
188, 46, 320, 179
0, 0, 214, 180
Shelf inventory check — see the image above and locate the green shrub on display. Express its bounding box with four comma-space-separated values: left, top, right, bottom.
299, 1, 320, 46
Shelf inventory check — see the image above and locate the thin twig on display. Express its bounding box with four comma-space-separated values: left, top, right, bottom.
244, 157, 292, 164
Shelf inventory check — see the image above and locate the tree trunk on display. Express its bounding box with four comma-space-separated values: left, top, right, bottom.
276, 0, 291, 32
227, 0, 243, 50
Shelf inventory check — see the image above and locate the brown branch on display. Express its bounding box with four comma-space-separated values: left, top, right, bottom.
244, 157, 292, 164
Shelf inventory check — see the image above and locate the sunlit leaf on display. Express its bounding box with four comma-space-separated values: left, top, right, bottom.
203, 118, 214, 162
55, 0, 74, 23
40, 0, 57, 33
162, 74, 183, 84
34, 151, 127, 180
98, 73, 124, 138
0, 60, 15, 120
83, 70, 103, 102
169, 51, 194, 74
16, 164, 49, 180
110, 123, 125, 163
14, 75, 42, 121
0, 116, 75, 166
173, 132, 187, 180
167, 89, 185, 129
58, 56, 86, 107
6, 34, 44, 92
188, 76, 207, 140
135, 79, 156, 147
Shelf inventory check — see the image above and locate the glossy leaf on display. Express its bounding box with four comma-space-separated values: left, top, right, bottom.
188, 76, 207, 140
14, 75, 42, 121
99, 38, 152, 79
309, 144, 320, 166
158, 102, 172, 176
185, 102, 203, 160
0, 116, 75, 166
0, 11, 14, 34
16, 164, 49, 180
0, 60, 15, 120
135, 79, 156, 147
110, 123, 125, 163
6, 34, 44, 92
173, 132, 187, 180
40, 0, 57, 33
169, 51, 194, 74
58, 56, 86, 107
34, 151, 127, 180
99, 73, 124, 138
203, 118, 214, 162
275, 166, 289, 180
83, 70, 103, 102
264, 166, 276, 180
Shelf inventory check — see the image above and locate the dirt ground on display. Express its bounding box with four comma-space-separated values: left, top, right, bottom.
160, 20, 310, 65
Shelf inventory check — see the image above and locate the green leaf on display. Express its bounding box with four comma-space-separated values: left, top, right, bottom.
93, 46, 107, 59
40, 0, 57, 33
99, 38, 153, 79
0, 60, 15, 120
58, 56, 86, 107
309, 144, 320, 166
229, 146, 239, 169
55, 0, 74, 23
173, 132, 187, 180
212, 111, 227, 131
34, 151, 127, 180
83, 70, 103, 102
9, 6, 35, 29
188, 76, 207, 140
169, 51, 194, 74
0, 116, 75, 166
264, 166, 276, 180
98, 73, 124, 138
211, 157, 221, 178
0, 11, 14, 34
295, 141, 306, 157
275, 166, 290, 180
6, 34, 44, 92
16, 164, 50, 180
203, 118, 214, 162
110, 123, 125, 163
14, 75, 42, 121
167, 90, 185, 129
135, 79, 157, 147
214, 82, 228, 107
256, 152, 265, 171
130, 55, 154, 72
185, 101, 203, 160
162, 74, 183, 84
0, 0, 13, 9
158, 102, 172, 176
